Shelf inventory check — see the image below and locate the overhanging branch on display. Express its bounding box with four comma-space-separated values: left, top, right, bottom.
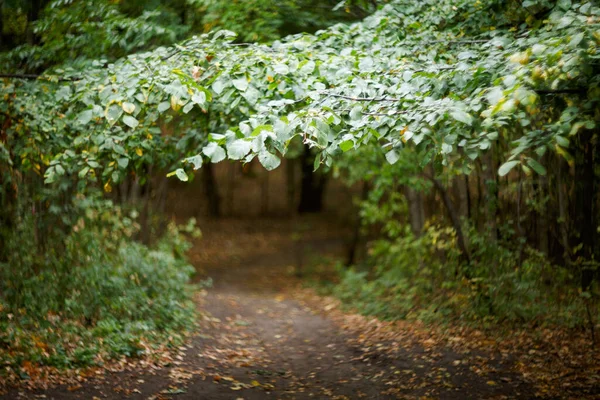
0, 73, 78, 81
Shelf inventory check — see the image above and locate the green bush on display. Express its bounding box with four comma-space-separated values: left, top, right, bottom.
0, 197, 200, 372
332, 220, 598, 328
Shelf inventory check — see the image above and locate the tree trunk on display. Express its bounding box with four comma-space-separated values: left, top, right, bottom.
227, 163, 235, 216
286, 158, 296, 216
202, 163, 221, 217
298, 147, 327, 213
261, 169, 269, 216
405, 186, 425, 236
430, 177, 471, 265
346, 181, 370, 266
538, 154, 549, 255
27, 0, 44, 45
482, 151, 498, 241
557, 159, 570, 259
574, 130, 597, 290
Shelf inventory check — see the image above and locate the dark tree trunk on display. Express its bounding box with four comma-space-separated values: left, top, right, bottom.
286, 158, 296, 216
202, 163, 221, 217
538, 154, 549, 255
482, 151, 498, 241
261, 169, 269, 216
406, 186, 425, 236
27, 0, 44, 45
430, 177, 471, 265
298, 147, 327, 213
574, 130, 597, 290
346, 181, 370, 266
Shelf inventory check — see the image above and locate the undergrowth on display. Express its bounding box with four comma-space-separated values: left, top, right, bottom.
0, 197, 202, 376
307, 220, 598, 334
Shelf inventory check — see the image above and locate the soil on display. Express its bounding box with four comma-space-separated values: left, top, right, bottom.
3, 217, 537, 399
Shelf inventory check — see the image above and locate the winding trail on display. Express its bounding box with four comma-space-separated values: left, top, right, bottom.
8, 218, 535, 399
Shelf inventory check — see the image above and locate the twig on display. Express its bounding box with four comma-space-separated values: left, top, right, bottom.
423, 39, 489, 45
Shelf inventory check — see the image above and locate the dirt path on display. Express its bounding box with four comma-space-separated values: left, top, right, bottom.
6, 218, 535, 399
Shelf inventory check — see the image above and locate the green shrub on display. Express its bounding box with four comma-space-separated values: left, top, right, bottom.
331, 220, 598, 328
0, 197, 201, 372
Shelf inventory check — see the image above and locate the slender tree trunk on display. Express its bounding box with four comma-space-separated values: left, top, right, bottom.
202, 163, 221, 217
286, 158, 296, 216
227, 163, 235, 216
406, 186, 425, 236
298, 147, 327, 213
346, 181, 370, 266
456, 174, 470, 221
574, 130, 596, 290
27, 0, 44, 45
261, 169, 269, 216
430, 177, 471, 264
538, 154, 549, 255
557, 159, 570, 259
482, 151, 498, 241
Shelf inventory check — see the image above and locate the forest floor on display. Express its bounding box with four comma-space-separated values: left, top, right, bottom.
3, 217, 598, 399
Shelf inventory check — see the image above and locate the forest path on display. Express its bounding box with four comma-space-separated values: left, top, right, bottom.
14, 218, 533, 399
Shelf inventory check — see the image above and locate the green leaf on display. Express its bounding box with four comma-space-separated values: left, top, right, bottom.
450, 110, 473, 126
258, 150, 281, 171
122, 115, 139, 129
339, 140, 354, 152
158, 101, 171, 113
526, 158, 547, 175
167, 168, 188, 182
192, 91, 206, 105
202, 142, 226, 163
184, 155, 203, 170
78, 167, 90, 178
227, 139, 251, 160
122, 102, 136, 114
76, 109, 93, 125
105, 105, 123, 126
498, 160, 519, 176
232, 78, 249, 92
555, 136, 569, 148
385, 150, 400, 165
117, 157, 129, 169
273, 64, 289, 75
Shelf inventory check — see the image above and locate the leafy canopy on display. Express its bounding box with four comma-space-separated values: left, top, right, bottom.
1, 0, 598, 187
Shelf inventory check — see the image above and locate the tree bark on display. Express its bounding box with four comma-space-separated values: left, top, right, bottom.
346, 181, 370, 266
574, 130, 596, 290
298, 147, 327, 213
202, 163, 221, 217
538, 154, 549, 255
557, 159, 570, 259
482, 151, 498, 241
286, 158, 296, 216
405, 186, 425, 236
261, 169, 269, 216
430, 177, 471, 265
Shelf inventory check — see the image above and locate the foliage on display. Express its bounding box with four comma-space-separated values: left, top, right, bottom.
332, 218, 597, 327
0, 197, 200, 370
192, 0, 365, 42
0, 0, 188, 73
2, 0, 596, 179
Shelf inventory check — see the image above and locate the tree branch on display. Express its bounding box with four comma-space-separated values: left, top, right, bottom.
535, 88, 587, 95
321, 93, 402, 102
0, 73, 78, 81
